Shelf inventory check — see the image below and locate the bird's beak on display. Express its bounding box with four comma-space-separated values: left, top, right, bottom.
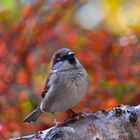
67, 51, 75, 60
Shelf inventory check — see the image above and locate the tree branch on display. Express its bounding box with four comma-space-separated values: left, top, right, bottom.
12, 104, 140, 140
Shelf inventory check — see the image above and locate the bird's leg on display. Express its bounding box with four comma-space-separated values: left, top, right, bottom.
52, 112, 59, 125
68, 109, 80, 117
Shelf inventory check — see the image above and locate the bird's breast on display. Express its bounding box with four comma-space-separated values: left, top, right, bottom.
54, 68, 88, 110
41, 67, 89, 112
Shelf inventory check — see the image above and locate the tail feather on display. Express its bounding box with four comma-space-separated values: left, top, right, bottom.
23, 107, 42, 123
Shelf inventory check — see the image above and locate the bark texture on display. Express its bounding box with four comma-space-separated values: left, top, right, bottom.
12, 104, 140, 140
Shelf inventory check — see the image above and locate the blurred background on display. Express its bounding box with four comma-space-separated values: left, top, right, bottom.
0, 0, 140, 139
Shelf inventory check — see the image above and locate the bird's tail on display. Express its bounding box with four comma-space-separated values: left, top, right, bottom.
23, 107, 42, 123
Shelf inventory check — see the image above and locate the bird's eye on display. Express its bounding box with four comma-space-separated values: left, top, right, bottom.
61, 55, 67, 60
55, 55, 68, 64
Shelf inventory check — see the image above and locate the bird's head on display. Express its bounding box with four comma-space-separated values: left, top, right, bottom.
51, 48, 78, 71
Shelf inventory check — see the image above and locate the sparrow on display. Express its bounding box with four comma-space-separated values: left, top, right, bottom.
23, 48, 89, 123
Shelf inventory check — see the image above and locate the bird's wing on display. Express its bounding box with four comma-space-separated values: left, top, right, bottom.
41, 73, 51, 98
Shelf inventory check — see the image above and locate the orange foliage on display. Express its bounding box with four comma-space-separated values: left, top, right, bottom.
0, 39, 7, 57
22, 5, 33, 18
16, 69, 29, 84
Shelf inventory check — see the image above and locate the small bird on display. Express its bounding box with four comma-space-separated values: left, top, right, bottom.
23, 48, 89, 123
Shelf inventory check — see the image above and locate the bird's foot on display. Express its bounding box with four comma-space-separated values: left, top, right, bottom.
52, 112, 60, 126
68, 109, 81, 118
54, 119, 60, 126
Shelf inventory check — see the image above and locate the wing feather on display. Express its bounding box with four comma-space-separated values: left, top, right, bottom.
41, 73, 51, 98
